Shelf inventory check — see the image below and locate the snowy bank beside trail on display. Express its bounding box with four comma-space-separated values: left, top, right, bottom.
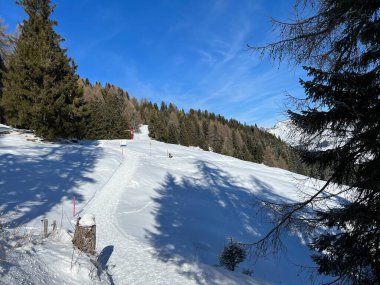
0, 229, 114, 285
0, 125, 333, 284
0, 124, 11, 133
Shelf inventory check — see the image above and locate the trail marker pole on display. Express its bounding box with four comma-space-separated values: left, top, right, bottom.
120, 140, 127, 156
52, 220, 57, 233
42, 218, 48, 238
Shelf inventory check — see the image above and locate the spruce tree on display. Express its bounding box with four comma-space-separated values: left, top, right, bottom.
0, 20, 13, 123
219, 239, 246, 271
84, 88, 127, 140
179, 121, 190, 146
250, 0, 380, 283
202, 120, 209, 141
1, 0, 85, 139
167, 122, 178, 144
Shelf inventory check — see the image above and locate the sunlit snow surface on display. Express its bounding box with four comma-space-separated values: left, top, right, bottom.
0, 125, 334, 284
267, 120, 345, 151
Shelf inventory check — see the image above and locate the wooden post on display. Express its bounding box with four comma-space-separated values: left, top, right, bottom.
43, 218, 48, 238
72, 214, 96, 255
52, 220, 57, 233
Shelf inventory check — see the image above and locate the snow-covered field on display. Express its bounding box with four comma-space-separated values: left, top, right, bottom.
0, 125, 330, 284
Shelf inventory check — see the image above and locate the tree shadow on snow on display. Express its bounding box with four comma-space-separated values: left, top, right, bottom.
145, 160, 329, 284
0, 141, 101, 226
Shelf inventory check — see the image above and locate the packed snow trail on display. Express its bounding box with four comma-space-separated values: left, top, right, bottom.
82, 150, 202, 284
80, 132, 260, 284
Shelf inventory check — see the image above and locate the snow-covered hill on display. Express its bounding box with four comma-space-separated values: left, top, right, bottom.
266, 121, 301, 146
0, 125, 331, 284
267, 120, 336, 150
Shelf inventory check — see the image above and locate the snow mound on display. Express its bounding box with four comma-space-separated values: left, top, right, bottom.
79, 214, 96, 227
0, 124, 11, 133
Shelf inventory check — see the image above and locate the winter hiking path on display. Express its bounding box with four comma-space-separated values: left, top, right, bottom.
79, 132, 259, 285
81, 146, 204, 284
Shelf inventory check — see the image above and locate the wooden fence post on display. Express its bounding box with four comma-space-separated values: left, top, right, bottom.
52, 220, 57, 233
42, 218, 48, 238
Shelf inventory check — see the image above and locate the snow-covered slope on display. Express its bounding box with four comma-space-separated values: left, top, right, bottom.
267, 120, 301, 146
0, 125, 331, 284
267, 120, 336, 150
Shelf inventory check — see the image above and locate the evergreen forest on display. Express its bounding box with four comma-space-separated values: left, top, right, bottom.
79, 79, 317, 177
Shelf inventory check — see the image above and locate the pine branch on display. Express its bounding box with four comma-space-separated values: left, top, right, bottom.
241, 176, 334, 250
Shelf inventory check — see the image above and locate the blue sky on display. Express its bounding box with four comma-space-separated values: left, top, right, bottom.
1, 0, 306, 127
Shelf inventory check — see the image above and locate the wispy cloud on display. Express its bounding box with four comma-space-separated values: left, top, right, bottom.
118, 3, 303, 127
81, 0, 303, 128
